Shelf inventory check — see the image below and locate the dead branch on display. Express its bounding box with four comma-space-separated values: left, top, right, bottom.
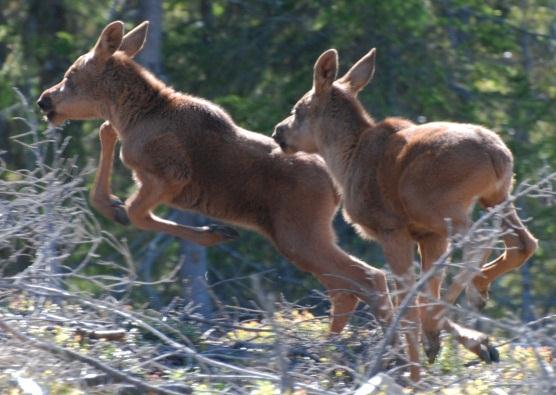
0, 319, 189, 395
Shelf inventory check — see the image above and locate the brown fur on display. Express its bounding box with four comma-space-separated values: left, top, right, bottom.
37, 22, 396, 340
273, 48, 538, 381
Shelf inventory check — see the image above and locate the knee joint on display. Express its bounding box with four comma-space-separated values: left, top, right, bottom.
127, 206, 149, 228
99, 122, 117, 140
522, 236, 538, 260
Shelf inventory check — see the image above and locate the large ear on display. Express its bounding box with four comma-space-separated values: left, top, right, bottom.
313, 49, 338, 95
120, 21, 149, 58
93, 21, 124, 61
338, 48, 376, 94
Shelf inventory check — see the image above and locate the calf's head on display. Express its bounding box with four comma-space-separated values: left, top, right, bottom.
37, 21, 149, 126
272, 48, 376, 153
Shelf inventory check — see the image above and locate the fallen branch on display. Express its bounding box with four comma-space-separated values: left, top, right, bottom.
74, 327, 126, 341
0, 319, 188, 395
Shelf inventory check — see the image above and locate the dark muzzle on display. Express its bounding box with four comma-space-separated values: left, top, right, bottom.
37, 95, 53, 112
272, 125, 287, 150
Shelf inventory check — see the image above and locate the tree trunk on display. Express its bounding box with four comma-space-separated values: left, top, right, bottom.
176, 212, 212, 318
137, 0, 164, 76
200, 0, 213, 43
136, 0, 211, 317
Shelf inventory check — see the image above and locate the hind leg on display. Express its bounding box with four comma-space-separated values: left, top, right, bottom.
441, 320, 499, 363
324, 252, 394, 329
429, 217, 501, 364
414, 210, 497, 364
281, 242, 394, 333
270, 206, 394, 333
470, 204, 537, 307
328, 291, 359, 334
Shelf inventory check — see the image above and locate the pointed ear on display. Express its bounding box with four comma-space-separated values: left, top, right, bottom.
313, 49, 338, 95
338, 48, 376, 94
93, 21, 124, 61
120, 21, 149, 58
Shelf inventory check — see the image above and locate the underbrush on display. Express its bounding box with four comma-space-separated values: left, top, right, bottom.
0, 291, 554, 394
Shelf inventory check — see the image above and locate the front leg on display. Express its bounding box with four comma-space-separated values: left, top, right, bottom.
126, 172, 238, 246
90, 121, 130, 225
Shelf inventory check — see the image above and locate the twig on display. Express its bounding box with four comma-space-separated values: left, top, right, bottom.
0, 282, 336, 395
0, 319, 187, 395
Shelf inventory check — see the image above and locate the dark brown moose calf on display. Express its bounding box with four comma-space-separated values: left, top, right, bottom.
272, 48, 537, 381
37, 21, 395, 345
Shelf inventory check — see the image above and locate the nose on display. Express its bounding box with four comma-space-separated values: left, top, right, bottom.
37, 94, 53, 112
272, 124, 286, 142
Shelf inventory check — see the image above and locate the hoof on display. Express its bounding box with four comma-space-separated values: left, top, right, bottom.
423, 330, 442, 364
489, 344, 500, 362
207, 224, 240, 241
110, 197, 130, 225
477, 343, 500, 364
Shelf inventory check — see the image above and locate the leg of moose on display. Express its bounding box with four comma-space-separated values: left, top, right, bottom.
442, 216, 478, 306
432, 217, 500, 363
441, 319, 499, 363
418, 234, 448, 363
328, 291, 359, 334
90, 121, 129, 224
323, 251, 394, 327
417, 228, 498, 364
381, 232, 421, 382
470, 204, 537, 306
273, 228, 393, 334
125, 173, 238, 246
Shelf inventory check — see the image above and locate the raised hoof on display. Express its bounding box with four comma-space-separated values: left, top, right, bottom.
110, 197, 130, 225
423, 330, 442, 364
477, 343, 500, 364
207, 224, 240, 241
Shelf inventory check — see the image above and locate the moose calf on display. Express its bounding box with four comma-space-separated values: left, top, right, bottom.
273, 48, 537, 381
37, 22, 396, 347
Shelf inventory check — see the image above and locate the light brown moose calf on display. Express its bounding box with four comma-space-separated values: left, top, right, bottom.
37, 21, 396, 346
273, 48, 537, 381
